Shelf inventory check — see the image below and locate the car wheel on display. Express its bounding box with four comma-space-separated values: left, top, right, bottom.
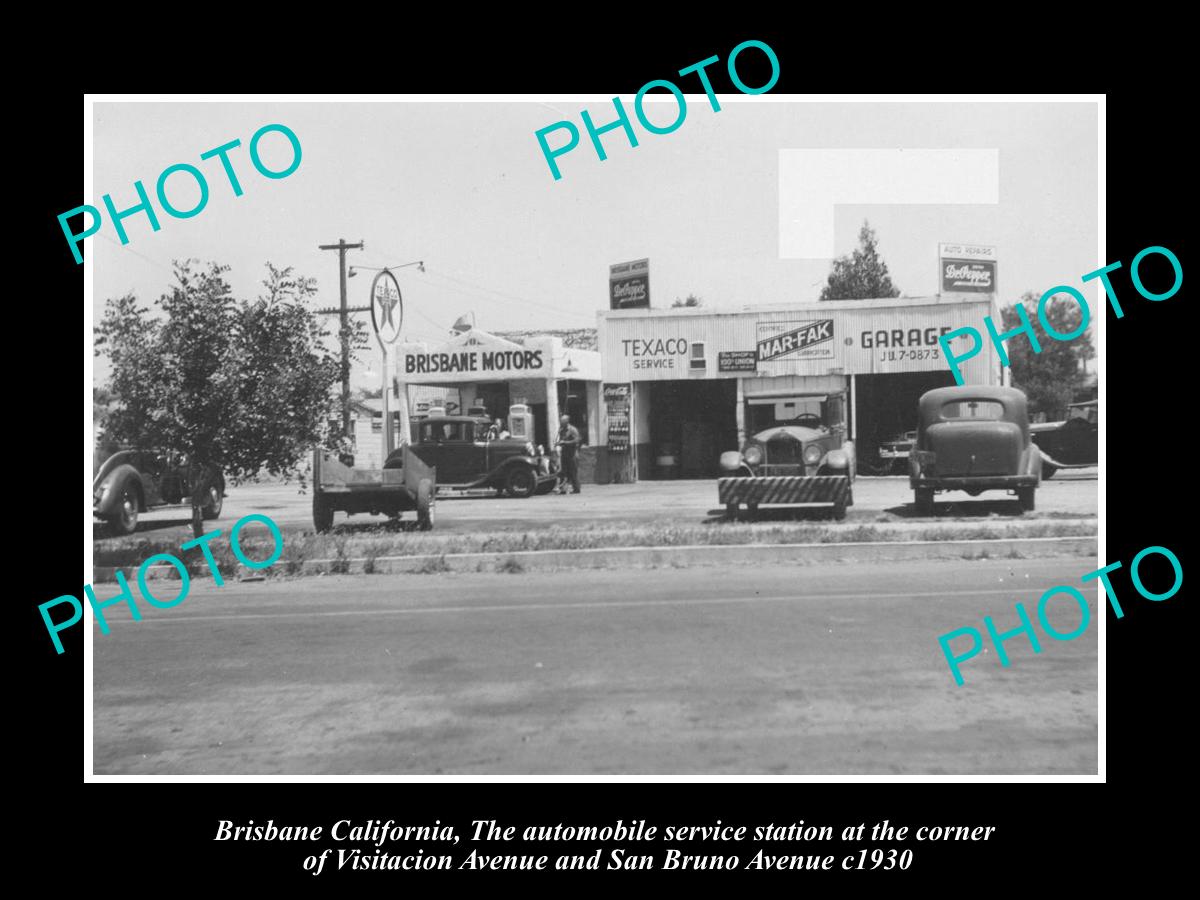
313, 492, 334, 533
914, 487, 934, 517
1017, 487, 1036, 513
505, 466, 536, 499
1041, 463, 1058, 480
110, 486, 139, 535
417, 478, 435, 530
201, 483, 223, 520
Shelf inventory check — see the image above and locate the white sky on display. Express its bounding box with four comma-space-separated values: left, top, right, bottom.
91, 99, 1098, 386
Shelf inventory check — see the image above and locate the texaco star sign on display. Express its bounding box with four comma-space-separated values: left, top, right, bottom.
370, 269, 403, 345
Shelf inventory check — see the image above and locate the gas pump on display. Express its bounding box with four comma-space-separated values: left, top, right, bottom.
508, 403, 534, 441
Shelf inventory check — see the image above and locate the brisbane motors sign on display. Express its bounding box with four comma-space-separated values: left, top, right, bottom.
400, 329, 546, 381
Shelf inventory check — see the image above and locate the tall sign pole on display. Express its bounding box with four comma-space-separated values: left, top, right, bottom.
369, 269, 404, 455
319, 238, 365, 438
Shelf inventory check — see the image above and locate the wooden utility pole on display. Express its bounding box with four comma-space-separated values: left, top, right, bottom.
318, 238, 364, 438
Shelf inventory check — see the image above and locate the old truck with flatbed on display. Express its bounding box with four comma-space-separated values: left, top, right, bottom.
312, 444, 435, 532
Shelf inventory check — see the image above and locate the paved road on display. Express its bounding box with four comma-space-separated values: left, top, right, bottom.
94, 470, 1098, 545
93, 557, 1098, 775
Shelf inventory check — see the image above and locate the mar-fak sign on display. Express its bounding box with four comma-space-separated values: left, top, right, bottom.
756, 319, 834, 363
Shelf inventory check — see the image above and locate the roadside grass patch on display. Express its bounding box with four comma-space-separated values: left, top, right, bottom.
496, 556, 526, 574
281, 533, 317, 576
361, 541, 393, 575
92, 517, 1096, 580
414, 555, 451, 574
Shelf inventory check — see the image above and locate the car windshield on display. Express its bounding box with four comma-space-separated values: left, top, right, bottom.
940, 400, 1005, 420
1068, 405, 1097, 424
421, 422, 471, 442
747, 393, 844, 432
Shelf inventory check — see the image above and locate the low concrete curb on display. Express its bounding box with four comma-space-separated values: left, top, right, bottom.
102, 534, 1096, 580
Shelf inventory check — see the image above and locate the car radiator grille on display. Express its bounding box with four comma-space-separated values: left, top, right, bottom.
766, 437, 803, 465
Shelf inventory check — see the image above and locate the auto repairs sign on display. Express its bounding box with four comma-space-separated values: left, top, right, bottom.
757, 319, 834, 364
939, 242, 997, 293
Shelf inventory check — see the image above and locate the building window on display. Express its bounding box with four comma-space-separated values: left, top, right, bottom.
690, 342, 706, 370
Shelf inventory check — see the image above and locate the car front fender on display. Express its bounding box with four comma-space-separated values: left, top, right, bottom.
489, 456, 541, 484
821, 441, 856, 481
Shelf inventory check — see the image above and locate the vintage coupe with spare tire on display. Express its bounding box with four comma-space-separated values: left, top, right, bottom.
93, 448, 224, 536
1029, 399, 1097, 479
909, 385, 1042, 516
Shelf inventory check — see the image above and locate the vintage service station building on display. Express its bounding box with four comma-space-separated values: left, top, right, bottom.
594, 295, 999, 482
385, 295, 999, 484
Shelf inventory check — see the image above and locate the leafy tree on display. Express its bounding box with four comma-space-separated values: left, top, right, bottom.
819, 221, 901, 301
672, 294, 703, 308
93, 386, 114, 432
1001, 292, 1095, 419
95, 260, 365, 536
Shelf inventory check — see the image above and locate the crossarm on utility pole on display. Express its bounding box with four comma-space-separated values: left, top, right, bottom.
318, 238, 364, 440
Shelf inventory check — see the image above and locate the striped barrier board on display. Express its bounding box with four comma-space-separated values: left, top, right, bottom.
718, 475, 849, 506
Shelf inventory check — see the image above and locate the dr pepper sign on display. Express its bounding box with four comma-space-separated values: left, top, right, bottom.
939, 243, 997, 294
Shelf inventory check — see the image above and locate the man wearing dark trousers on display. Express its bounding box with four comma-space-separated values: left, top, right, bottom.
556, 414, 582, 494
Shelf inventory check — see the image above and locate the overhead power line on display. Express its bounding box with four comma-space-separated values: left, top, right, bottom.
421, 268, 594, 323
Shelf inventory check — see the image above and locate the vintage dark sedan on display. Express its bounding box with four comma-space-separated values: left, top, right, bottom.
93, 448, 225, 535
910, 385, 1041, 515
718, 409, 856, 520
384, 416, 556, 497
1030, 400, 1097, 478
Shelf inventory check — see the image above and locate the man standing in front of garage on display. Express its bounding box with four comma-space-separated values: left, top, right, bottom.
556, 414, 582, 494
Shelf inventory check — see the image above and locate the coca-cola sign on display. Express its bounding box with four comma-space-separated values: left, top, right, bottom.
941, 259, 996, 293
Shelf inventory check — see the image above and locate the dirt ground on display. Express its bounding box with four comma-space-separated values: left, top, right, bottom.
94, 470, 1098, 546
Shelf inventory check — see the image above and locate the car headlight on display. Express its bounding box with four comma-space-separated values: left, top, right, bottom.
803, 444, 822, 465
743, 444, 763, 466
